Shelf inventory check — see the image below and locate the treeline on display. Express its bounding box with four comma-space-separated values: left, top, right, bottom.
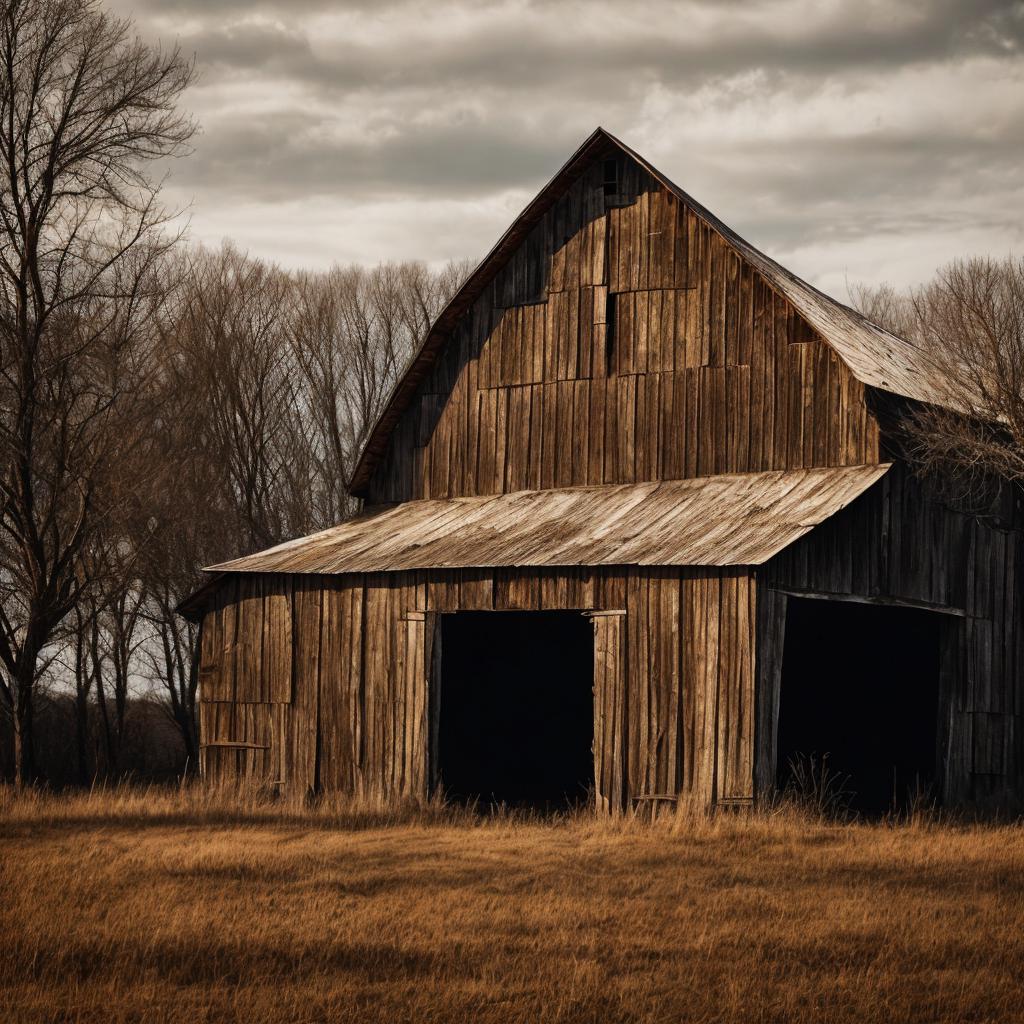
0, 0, 470, 786
0, 245, 467, 785
2, 241, 466, 782
0, 240, 467, 784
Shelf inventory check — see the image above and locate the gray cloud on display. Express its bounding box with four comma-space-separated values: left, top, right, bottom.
110, 0, 1024, 287
185, 116, 565, 200
171, 1, 1024, 90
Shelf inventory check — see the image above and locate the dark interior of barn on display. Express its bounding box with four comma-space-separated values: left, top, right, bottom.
437, 611, 594, 810
777, 597, 944, 816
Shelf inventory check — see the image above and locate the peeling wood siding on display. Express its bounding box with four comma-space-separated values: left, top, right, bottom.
197, 566, 757, 809
365, 158, 880, 504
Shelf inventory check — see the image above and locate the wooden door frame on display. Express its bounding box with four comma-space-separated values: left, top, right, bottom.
588, 609, 627, 813
424, 607, 618, 810
757, 587, 963, 806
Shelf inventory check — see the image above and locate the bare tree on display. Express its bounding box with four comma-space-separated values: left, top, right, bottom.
134, 401, 231, 770
90, 584, 148, 775
848, 280, 917, 342
290, 259, 470, 524
852, 257, 1024, 487
125, 253, 470, 764
70, 604, 96, 781
172, 244, 314, 551
906, 258, 1024, 484
0, 0, 194, 785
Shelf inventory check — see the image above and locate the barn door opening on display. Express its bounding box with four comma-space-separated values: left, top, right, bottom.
435, 610, 594, 811
776, 597, 943, 815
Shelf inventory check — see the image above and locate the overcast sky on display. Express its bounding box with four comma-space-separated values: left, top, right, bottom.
111, 0, 1023, 296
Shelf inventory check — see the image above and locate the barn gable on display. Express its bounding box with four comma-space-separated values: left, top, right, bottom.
352, 127, 944, 503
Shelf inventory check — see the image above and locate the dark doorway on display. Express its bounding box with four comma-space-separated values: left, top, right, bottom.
436, 611, 594, 810
777, 597, 943, 815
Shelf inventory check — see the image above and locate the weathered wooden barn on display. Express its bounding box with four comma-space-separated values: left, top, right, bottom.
181, 128, 1023, 813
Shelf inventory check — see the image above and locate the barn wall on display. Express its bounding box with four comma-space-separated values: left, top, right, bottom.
760, 463, 1024, 808
197, 566, 756, 809
367, 155, 879, 504
196, 473, 1024, 810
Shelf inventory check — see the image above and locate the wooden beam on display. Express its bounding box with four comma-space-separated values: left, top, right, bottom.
200, 741, 271, 750
770, 587, 967, 618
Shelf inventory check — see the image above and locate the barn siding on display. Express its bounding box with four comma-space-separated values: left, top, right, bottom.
198, 566, 756, 809
760, 463, 1024, 807
367, 158, 878, 504
198, 480, 1023, 808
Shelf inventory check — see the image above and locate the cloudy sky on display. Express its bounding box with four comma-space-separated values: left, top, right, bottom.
111, 0, 1023, 296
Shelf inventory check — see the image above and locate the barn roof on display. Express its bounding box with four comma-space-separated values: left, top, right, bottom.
207, 464, 889, 576
348, 127, 948, 498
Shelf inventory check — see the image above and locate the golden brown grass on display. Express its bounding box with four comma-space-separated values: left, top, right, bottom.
2, 785, 1024, 1024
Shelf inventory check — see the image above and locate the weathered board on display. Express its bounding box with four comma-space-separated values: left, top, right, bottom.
349, 128, 954, 497
208, 465, 890, 576
365, 158, 880, 504
198, 566, 756, 810
759, 462, 1024, 807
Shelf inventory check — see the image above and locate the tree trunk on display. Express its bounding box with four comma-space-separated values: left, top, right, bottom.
90, 616, 114, 778
75, 685, 90, 785
12, 663, 37, 789
174, 703, 198, 772
184, 626, 201, 774
73, 617, 92, 785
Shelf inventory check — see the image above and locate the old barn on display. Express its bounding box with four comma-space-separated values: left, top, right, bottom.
181, 128, 1023, 813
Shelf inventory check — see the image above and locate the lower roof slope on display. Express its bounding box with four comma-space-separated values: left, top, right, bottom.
208, 464, 890, 576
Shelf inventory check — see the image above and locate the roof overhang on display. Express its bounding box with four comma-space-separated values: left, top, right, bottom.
205, 464, 890, 578
176, 572, 225, 623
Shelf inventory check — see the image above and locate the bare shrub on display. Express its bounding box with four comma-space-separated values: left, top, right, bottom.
781, 752, 855, 822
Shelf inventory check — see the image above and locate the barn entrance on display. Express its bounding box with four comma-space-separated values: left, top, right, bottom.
435, 611, 594, 810
776, 597, 943, 815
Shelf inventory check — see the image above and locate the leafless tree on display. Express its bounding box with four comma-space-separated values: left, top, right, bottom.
852, 257, 1024, 488
120, 253, 469, 766
290, 259, 470, 524
70, 604, 96, 781
133, 394, 232, 771
848, 280, 917, 342
171, 244, 314, 550
906, 258, 1024, 484
0, 0, 194, 785
88, 583, 148, 775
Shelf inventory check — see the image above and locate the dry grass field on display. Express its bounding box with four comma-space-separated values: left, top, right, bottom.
2, 786, 1024, 1024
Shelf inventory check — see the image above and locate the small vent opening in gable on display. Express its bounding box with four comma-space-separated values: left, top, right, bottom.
602, 159, 619, 197
605, 292, 617, 374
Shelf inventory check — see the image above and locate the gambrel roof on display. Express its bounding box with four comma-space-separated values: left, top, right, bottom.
349, 127, 947, 498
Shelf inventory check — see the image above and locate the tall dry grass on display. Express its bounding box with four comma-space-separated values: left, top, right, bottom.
2, 783, 1023, 1023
